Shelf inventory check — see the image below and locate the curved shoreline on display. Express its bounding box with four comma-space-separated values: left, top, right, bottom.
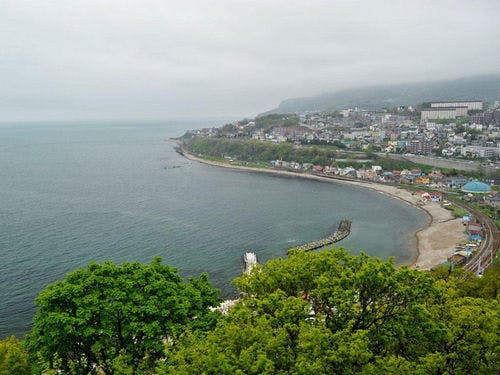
180, 148, 467, 269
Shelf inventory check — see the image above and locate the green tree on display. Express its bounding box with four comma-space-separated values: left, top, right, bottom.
431, 262, 500, 301
0, 336, 31, 375
364, 144, 378, 158
160, 248, 499, 374
26, 258, 221, 375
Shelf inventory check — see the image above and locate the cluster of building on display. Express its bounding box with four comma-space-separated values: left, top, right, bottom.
271, 160, 494, 187
250, 112, 421, 150
418, 101, 500, 159
446, 216, 485, 267
270, 159, 499, 197
202, 100, 500, 160
186, 99, 500, 166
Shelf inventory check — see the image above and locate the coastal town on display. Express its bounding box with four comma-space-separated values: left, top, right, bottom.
188, 100, 500, 170
183, 98, 499, 193
180, 98, 500, 275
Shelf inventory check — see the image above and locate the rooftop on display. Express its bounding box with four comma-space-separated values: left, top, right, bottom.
430, 100, 482, 104
461, 181, 492, 193
422, 107, 468, 111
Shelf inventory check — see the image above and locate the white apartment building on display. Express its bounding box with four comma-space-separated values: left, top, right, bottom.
460, 145, 499, 158
454, 107, 468, 116
430, 101, 483, 111
421, 106, 468, 120
342, 130, 370, 140
426, 122, 445, 131
421, 108, 458, 120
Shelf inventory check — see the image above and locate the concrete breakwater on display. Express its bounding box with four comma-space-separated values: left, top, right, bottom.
288, 220, 352, 253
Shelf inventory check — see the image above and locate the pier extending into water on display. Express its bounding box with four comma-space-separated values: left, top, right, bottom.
215, 224, 351, 315
288, 219, 352, 254
243, 252, 258, 274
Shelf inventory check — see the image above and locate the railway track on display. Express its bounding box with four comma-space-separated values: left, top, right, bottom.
449, 199, 499, 274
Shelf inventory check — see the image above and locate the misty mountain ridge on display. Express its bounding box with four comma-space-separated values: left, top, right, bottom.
269, 74, 500, 114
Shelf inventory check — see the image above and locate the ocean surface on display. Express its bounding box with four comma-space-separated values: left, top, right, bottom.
0, 120, 428, 337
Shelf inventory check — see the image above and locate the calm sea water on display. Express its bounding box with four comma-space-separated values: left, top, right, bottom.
0, 120, 427, 337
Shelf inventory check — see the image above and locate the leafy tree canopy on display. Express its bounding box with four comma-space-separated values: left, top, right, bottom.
255, 114, 299, 129
184, 137, 341, 165
18, 250, 500, 374
0, 336, 30, 375
26, 258, 221, 375
161, 248, 499, 374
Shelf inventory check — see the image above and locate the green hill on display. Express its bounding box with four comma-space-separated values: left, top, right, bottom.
271, 74, 500, 113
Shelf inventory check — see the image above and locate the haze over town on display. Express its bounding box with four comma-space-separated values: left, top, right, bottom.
1, 0, 499, 120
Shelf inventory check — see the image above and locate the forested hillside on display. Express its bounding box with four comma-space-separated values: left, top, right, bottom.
271, 75, 500, 113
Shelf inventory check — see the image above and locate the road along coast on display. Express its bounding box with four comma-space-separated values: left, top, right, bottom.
180, 148, 467, 270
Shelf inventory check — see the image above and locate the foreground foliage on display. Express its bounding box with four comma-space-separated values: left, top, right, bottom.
0, 336, 30, 375
6, 249, 499, 374
25, 258, 220, 374
161, 249, 499, 374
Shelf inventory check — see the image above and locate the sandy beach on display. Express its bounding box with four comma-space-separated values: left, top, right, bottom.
181, 150, 467, 270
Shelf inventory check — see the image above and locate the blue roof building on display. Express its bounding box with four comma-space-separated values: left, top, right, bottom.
461, 181, 492, 194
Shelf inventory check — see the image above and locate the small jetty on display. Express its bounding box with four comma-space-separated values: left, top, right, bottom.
289, 219, 352, 253
211, 252, 258, 315
243, 252, 258, 274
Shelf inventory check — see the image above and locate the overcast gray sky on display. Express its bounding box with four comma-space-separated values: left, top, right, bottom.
1, 0, 499, 120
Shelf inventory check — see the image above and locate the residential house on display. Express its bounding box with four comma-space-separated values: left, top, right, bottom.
445, 177, 468, 189
415, 176, 430, 185
485, 194, 500, 209
430, 192, 443, 202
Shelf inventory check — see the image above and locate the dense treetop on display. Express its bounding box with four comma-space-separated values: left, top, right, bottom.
1, 249, 498, 374
160, 249, 499, 374
25, 258, 221, 374
184, 137, 343, 166
0, 336, 30, 375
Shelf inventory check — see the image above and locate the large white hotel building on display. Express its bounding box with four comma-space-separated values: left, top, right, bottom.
430, 101, 483, 111
421, 100, 483, 120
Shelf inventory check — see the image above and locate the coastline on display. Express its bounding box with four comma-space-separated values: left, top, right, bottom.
180, 148, 467, 269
